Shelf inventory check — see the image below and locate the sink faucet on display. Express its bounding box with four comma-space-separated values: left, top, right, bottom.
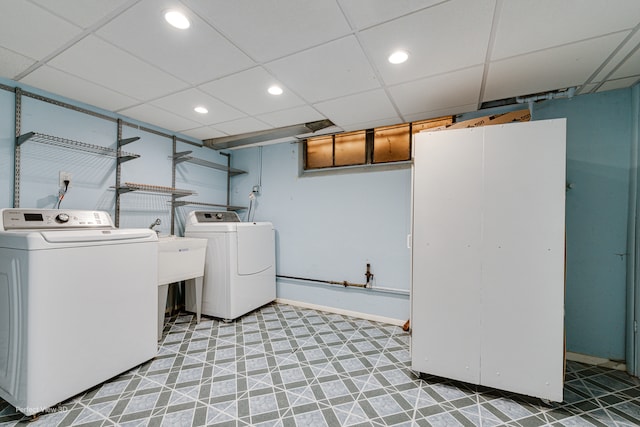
149, 218, 161, 235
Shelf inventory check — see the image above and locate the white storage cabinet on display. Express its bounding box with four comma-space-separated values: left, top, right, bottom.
411, 119, 566, 402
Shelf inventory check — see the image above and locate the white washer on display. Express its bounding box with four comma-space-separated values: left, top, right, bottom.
184, 211, 275, 321
0, 209, 158, 416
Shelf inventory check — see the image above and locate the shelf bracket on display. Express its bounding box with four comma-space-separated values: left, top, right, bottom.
17, 132, 35, 146
117, 154, 140, 164
173, 150, 193, 159
174, 156, 192, 165
118, 136, 140, 146
116, 187, 136, 195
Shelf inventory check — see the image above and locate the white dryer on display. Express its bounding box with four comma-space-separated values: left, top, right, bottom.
0, 209, 158, 416
184, 211, 275, 321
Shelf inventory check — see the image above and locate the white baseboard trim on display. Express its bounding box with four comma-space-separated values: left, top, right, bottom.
275, 298, 406, 327
566, 351, 626, 371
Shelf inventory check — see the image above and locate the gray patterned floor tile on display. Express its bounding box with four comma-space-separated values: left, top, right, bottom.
3, 303, 640, 426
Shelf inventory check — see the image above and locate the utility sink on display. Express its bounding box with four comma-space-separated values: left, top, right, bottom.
157, 236, 207, 340
158, 235, 207, 285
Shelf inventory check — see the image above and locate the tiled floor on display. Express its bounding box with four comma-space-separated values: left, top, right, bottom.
1, 303, 640, 426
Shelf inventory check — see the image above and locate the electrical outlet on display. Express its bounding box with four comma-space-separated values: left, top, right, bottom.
252, 185, 261, 194
59, 171, 72, 188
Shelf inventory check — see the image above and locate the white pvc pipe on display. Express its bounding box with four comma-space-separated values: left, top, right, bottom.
516, 87, 577, 118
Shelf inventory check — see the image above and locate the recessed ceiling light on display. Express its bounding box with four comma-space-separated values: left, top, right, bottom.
268, 85, 283, 95
194, 106, 208, 114
164, 10, 190, 29
388, 50, 409, 64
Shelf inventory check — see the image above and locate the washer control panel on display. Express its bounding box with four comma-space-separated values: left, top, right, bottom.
1, 209, 114, 230
193, 211, 240, 223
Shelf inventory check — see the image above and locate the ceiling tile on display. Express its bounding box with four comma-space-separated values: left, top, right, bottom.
591, 29, 640, 83
150, 88, 245, 125
267, 36, 380, 103
388, 66, 484, 118
341, 117, 404, 132
3, 0, 639, 140
337, 0, 445, 30
212, 117, 273, 136
48, 35, 188, 100
404, 103, 478, 123
0, 47, 36, 79
484, 32, 628, 102
597, 76, 640, 93
358, 0, 495, 86
578, 83, 599, 95
199, 67, 305, 116
119, 103, 201, 132
257, 105, 325, 128
610, 46, 640, 80
493, 0, 640, 60
21, 65, 139, 111
31, 0, 131, 29
184, 0, 351, 62
179, 126, 227, 140
313, 89, 400, 128
0, 1, 81, 60
97, 0, 255, 85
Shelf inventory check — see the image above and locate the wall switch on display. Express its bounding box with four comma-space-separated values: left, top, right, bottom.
252, 185, 261, 194
59, 171, 72, 188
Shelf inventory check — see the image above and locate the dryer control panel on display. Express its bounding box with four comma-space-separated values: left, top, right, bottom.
193, 211, 240, 223
1, 209, 114, 230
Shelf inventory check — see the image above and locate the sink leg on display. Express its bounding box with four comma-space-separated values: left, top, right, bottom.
195, 276, 202, 324
158, 284, 169, 340
186, 277, 203, 324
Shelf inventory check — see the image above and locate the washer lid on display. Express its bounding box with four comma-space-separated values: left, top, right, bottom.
0, 228, 157, 250
41, 229, 156, 243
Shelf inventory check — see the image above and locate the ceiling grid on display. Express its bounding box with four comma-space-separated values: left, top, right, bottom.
0, 0, 638, 144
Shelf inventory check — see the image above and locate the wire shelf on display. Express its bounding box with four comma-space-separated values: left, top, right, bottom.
18, 132, 139, 160
117, 182, 195, 197
173, 151, 246, 176
172, 200, 246, 210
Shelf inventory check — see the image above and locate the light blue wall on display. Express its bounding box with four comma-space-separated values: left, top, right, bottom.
534, 90, 632, 361
18, 97, 117, 211
173, 141, 231, 236
229, 143, 411, 321
1, 78, 635, 359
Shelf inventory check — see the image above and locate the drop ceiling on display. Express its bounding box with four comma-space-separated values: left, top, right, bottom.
1, 0, 639, 143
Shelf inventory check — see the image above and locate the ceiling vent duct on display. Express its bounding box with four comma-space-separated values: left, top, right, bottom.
204, 119, 335, 150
